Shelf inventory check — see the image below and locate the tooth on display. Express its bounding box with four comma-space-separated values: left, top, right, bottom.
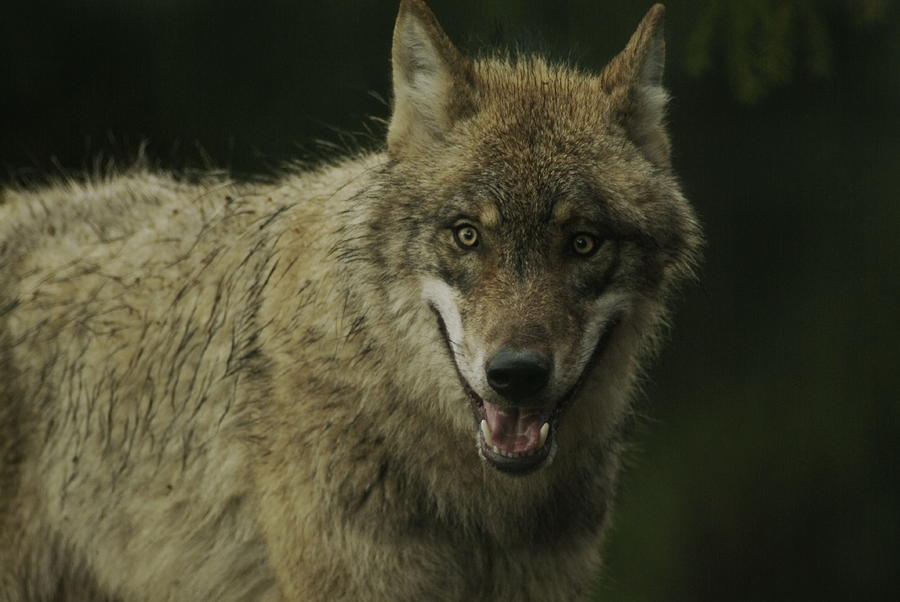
539, 423, 550, 447
480, 420, 494, 447
492, 445, 500, 455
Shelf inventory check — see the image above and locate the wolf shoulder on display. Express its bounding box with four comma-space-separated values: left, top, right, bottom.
0, 154, 381, 288
0, 153, 383, 431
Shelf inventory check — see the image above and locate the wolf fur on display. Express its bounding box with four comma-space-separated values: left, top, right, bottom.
0, 1, 700, 600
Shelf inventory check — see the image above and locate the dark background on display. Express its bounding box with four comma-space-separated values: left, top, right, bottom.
3, 1, 899, 600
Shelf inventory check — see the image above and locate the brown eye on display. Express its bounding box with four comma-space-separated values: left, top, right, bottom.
572, 233, 600, 257
453, 224, 480, 249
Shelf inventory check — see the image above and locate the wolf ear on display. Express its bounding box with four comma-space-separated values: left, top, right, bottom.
388, 0, 474, 156
600, 4, 671, 168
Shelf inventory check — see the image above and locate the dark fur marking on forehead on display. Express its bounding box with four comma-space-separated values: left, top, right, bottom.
452, 166, 582, 229
450, 162, 658, 246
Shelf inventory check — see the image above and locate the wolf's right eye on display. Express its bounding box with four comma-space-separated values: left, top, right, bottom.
571, 233, 601, 257
453, 224, 480, 249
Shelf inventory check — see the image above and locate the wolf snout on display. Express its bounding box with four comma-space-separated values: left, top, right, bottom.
485, 348, 551, 401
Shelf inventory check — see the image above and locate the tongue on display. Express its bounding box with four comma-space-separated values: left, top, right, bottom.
483, 400, 544, 454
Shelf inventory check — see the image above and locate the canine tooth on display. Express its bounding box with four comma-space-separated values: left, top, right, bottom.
492, 445, 500, 455
539, 423, 550, 447
480, 420, 494, 447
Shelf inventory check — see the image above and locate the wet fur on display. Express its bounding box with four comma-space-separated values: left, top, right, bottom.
0, 2, 700, 600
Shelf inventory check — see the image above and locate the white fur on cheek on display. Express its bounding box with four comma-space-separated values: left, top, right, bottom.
420, 278, 490, 400
568, 291, 632, 378
421, 278, 464, 352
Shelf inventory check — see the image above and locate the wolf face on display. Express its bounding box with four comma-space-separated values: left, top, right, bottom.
386, 1, 700, 475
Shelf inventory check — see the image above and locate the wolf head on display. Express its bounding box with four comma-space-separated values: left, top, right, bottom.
376, 0, 699, 476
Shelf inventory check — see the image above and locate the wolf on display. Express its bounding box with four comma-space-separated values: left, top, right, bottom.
0, 1, 700, 600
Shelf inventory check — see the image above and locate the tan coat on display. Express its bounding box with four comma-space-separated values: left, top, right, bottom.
0, 2, 700, 600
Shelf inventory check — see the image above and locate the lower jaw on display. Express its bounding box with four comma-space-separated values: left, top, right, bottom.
477, 429, 555, 476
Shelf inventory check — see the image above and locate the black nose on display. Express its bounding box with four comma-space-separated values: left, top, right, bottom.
485, 348, 551, 400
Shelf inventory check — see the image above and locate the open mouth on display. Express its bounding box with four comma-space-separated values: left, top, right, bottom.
430, 306, 620, 476
463, 376, 554, 475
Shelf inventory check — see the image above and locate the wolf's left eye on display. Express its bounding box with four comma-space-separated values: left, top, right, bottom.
571, 233, 601, 257
453, 224, 480, 249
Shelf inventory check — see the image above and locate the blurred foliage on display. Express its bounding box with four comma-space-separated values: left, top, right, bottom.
684, 0, 895, 102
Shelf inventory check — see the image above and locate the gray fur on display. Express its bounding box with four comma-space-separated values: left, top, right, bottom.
0, 2, 700, 600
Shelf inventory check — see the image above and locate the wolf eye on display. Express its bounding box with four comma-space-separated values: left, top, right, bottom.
453, 224, 480, 249
571, 233, 601, 257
